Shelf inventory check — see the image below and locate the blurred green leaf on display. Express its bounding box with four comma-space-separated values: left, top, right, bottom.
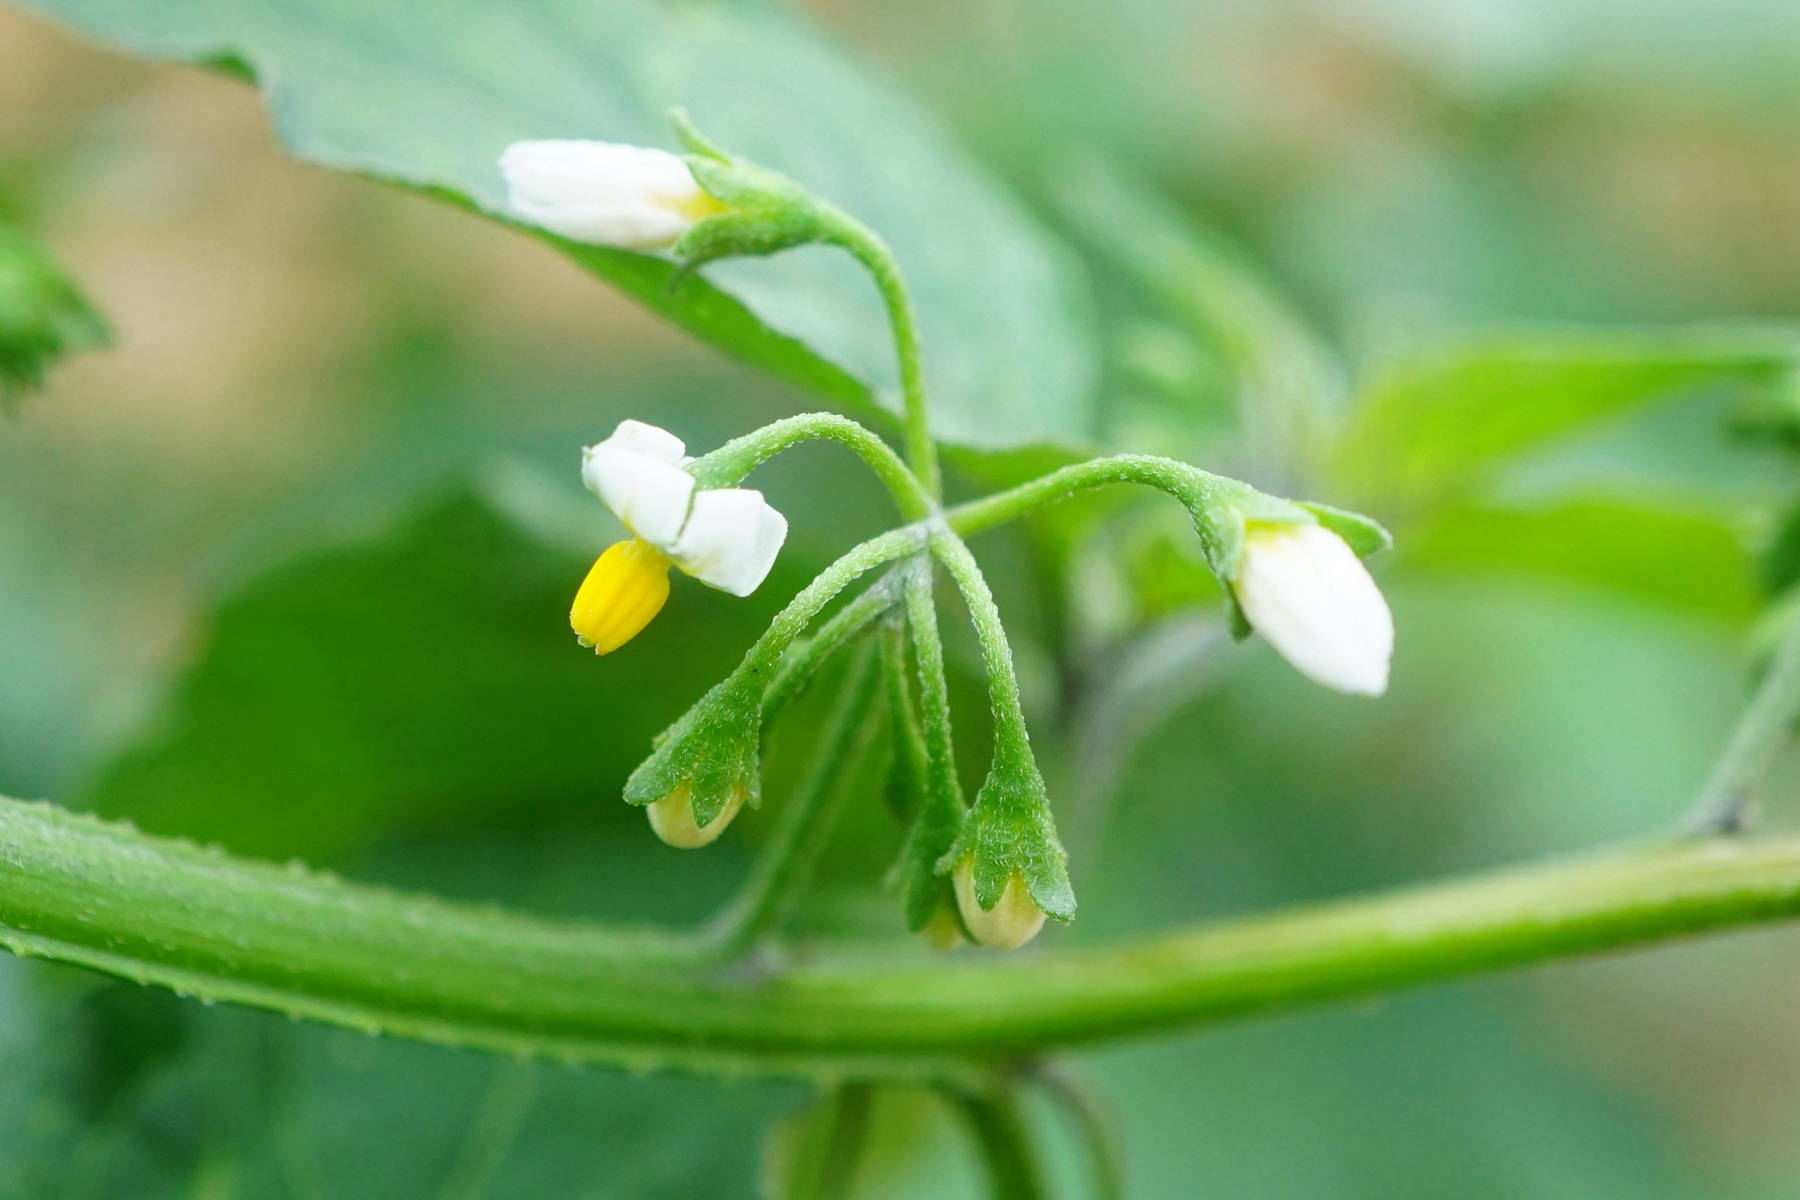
77, 484, 784, 861
1403, 495, 1760, 626
0, 220, 107, 414
1334, 330, 1800, 509
1050, 155, 1340, 462
18, 0, 1096, 453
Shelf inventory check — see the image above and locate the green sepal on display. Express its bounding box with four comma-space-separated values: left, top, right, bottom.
936, 737, 1075, 922
1299, 502, 1393, 560
623, 671, 763, 828
667, 109, 836, 269
1159, 463, 1389, 603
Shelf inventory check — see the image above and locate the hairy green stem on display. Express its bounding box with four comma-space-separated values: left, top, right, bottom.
821, 217, 940, 500
4, 797, 1800, 1078
702, 646, 883, 957
903, 559, 963, 818
740, 527, 926, 682
930, 530, 1029, 747
1686, 613, 1800, 834
944, 454, 1236, 540
687, 412, 932, 521
764, 569, 907, 717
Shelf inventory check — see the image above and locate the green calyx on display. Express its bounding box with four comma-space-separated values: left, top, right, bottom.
669, 109, 837, 269
936, 734, 1075, 922
624, 670, 763, 828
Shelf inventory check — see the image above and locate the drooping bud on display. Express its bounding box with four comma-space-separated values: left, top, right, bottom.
936, 737, 1074, 951
499, 140, 722, 250
1231, 521, 1393, 696
664, 109, 840, 270
951, 858, 1045, 951
624, 672, 763, 848
645, 780, 748, 849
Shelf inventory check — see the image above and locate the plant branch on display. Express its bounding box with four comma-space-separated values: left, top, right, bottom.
943, 1084, 1049, 1200
1686, 613, 1800, 834
700, 645, 884, 957
4, 798, 1800, 1077
686, 412, 932, 521
944, 453, 1233, 539
821, 217, 940, 501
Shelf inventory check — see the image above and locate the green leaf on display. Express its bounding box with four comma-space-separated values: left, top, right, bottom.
19, 0, 1096, 452
1049, 155, 1341, 458
0, 221, 108, 414
77, 484, 780, 861
1402, 495, 1760, 626
1333, 329, 1799, 508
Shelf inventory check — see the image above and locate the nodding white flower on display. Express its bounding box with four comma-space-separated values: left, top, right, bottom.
1232, 522, 1393, 696
571, 419, 787, 653
952, 858, 1047, 951
499, 141, 722, 250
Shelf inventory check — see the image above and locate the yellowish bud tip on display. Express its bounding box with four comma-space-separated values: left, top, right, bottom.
952, 858, 1047, 951
646, 781, 746, 849
571, 538, 671, 654
921, 900, 965, 951
675, 191, 729, 223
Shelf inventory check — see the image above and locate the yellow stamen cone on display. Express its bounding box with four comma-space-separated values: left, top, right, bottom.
571, 538, 672, 654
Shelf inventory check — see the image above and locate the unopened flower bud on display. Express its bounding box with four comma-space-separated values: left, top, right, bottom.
645, 780, 747, 849
952, 858, 1046, 951
920, 898, 965, 950
624, 673, 762, 846
499, 141, 722, 250
1232, 522, 1393, 696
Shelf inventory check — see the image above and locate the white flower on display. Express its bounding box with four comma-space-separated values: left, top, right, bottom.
1231, 522, 1394, 696
570, 420, 787, 653
499, 140, 719, 250
581, 419, 787, 597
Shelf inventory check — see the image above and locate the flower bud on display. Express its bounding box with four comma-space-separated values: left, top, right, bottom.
934, 738, 1075, 950
500, 140, 722, 249
623, 674, 762, 845
952, 857, 1046, 951
645, 780, 747, 849
920, 898, 966, 950
1231, 522, 1394, 696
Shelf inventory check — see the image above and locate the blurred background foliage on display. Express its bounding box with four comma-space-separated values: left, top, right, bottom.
4, 0, 1800, 1195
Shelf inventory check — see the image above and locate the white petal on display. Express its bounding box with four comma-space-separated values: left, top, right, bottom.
499, 140, 706, 250
1232, 523, 1393, 696
580, 443, 693, 549
669, 488, 788, 596
602, 419, 687, 466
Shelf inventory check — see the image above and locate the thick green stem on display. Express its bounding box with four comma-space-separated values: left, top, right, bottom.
1686, 613, 1800, 833
4, 797, 1798, 1078
822, 217, 940, 501
701, 646, 883, 957
686, 412, 932, 521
